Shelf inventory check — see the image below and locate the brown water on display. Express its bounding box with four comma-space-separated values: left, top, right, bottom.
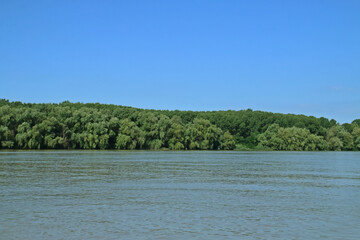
1, 151, 359, 239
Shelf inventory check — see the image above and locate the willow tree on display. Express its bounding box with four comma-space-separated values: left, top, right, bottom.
116, 118, 145, 150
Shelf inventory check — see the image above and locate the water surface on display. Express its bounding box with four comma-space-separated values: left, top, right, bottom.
1, 151, 359, 239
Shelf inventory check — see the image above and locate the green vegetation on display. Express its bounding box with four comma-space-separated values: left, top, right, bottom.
0, 99, 359, 151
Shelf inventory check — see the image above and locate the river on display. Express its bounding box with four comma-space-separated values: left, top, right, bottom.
1, 151, 359, 239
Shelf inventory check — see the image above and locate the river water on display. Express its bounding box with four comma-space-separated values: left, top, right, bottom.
0, 151, 359, 239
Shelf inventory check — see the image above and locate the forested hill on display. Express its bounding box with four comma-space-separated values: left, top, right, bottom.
0, 99, 359, 151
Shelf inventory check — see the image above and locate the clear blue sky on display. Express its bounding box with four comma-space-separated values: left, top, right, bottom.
1, 0, 359, 123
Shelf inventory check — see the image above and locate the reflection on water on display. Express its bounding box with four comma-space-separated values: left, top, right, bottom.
1, 151, 360, 239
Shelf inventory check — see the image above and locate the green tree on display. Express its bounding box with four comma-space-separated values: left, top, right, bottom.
352, 126, 360, 150
326, 126, 353, 151
221, 131, 236, 150
116, 119, 145, 150
0, 125, 14, 148
167, 116, 185, 150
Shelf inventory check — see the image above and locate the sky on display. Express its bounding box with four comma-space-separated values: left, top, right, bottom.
1, 0, 359, 123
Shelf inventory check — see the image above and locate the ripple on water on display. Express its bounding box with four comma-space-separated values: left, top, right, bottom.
1, 151, 360, 240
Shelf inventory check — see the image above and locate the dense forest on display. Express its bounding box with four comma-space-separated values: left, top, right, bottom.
0, 99, 359, 151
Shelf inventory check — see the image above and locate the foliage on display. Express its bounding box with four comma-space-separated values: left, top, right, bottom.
0, 99, 357, 151
258, 124, 329, 151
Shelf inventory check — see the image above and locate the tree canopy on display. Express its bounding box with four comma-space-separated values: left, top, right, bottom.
0, 99, 358, 151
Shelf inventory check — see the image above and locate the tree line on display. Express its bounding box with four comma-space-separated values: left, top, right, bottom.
0, 99, 359, 151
